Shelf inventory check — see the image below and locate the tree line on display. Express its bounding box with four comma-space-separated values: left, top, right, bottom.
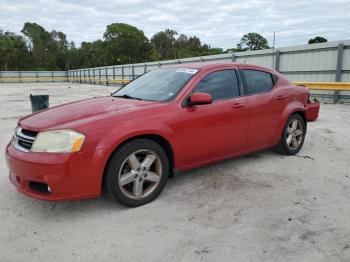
0, 22, 327, 71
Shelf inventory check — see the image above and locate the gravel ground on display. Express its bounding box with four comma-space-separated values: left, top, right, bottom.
1, 83, 350, 262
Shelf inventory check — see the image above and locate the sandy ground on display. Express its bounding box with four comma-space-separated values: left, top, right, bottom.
0, 83, 350, 262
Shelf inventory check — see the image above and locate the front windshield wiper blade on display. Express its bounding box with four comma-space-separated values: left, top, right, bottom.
112, 94, 142, 100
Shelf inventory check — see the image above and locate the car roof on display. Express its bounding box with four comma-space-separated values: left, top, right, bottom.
166, 61, 288, 84
166, 61, 269, 71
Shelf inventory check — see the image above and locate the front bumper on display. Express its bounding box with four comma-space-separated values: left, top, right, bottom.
5, 142, 108, 201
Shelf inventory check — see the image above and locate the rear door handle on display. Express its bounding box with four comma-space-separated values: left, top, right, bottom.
231, 103, 246, 109
276, 95, 286, 100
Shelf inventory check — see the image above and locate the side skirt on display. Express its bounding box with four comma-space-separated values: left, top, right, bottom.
173, 143, 273, 176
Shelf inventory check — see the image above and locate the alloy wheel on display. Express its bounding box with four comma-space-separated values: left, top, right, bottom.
286, 119, 303, 150
117, 149, 162, 199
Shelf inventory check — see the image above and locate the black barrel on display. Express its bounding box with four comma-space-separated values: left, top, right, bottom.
30, 94, 49, 112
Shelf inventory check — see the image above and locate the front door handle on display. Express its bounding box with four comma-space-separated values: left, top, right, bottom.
231, 103, 246, 109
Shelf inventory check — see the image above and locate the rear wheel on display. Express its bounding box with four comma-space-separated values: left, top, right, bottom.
275, 114, 306, 155
105, 139, 169, 207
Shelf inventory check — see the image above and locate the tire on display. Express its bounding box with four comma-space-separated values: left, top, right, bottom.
275, 114, 306, 155
105, 138, 169, 207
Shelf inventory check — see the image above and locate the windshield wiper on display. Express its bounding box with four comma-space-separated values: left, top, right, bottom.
112, 94, 142, 100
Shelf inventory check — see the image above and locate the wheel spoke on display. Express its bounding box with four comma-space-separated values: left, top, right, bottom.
287, 127, 293, 135
119, 172, 135, 186
295, 129, 303, 136
127, 153, 140, 170
286, 134, 293, 145
145, 171, 160, 183
133, 179, 144, 197
291, 137, 298, 148
291, 120, 298, 130
142, 154, 156, 169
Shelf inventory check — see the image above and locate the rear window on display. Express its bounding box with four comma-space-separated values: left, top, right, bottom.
242, 70, 274, 95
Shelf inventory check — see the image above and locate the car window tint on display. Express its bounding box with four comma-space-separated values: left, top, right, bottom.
242, 70, 274, 95
193, 70, 239, 101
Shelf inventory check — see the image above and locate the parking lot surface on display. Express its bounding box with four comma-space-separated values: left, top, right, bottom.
1, 83, 350, 262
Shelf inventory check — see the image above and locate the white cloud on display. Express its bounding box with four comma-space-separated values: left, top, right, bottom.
0, 0, 349, 49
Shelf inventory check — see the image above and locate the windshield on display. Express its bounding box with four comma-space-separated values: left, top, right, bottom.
112, 68, 198, 102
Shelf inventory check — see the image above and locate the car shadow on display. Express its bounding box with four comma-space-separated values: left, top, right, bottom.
9, 148, 281, 218
165, 148, 278, 191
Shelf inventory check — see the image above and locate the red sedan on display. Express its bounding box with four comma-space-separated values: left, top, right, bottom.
5, 62, 319, 206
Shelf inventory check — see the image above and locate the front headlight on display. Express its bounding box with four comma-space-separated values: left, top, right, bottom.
31, 130, 85, 153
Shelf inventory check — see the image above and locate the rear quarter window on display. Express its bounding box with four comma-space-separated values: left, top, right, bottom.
242, 69, 274, 95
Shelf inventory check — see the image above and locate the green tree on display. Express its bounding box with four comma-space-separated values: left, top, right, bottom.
238, 33, 269, 51
187, 36, 201, 51
21, 22, 53, 69
50, 30, 69, 69
21, 22, 72, 70
151, 29, 222, 59
175, 34, 188, 49
80, 40, 109, 68
65, 45, 82, 70
151, 29, 178, 59
0, 22, 226, 70
308, 36, 327, 44
0, 30, 30, 70
202, 47, 223, 56
104, 23, 153, 64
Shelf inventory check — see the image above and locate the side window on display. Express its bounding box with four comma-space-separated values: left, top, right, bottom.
193, 70, 239, 101
242, 70, 274, 95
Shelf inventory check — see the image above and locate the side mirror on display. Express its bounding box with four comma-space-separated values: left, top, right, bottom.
188, 92, 213, 106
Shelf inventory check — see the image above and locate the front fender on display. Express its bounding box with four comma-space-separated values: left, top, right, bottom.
95, 118, 179, 167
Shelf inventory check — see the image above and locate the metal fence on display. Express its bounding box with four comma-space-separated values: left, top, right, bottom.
67, 40, 350, 83
1, 40, 350, 102
0, 71, 67, 83
66, 40, 350, 102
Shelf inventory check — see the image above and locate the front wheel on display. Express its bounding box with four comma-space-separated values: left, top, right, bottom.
275, 114, 306, 155
105, 139, 169, 207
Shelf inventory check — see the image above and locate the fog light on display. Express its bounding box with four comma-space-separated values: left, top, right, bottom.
48, 186, 51, 193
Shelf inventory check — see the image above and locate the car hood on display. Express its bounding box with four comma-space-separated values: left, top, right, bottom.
19, 96, 168, 131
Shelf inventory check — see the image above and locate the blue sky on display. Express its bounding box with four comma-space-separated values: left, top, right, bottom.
1, 0, 349, 49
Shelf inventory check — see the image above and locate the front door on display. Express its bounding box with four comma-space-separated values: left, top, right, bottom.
178, 69, 249, 167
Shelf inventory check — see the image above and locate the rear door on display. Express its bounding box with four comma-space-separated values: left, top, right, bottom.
240, 69, 287, 149
178, 69, 248, 166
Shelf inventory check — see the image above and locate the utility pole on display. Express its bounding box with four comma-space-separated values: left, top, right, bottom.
272, 31, 276, 69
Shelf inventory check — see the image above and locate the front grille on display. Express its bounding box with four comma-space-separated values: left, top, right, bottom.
13, 127, 38, 152
21, 129, 38, 137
